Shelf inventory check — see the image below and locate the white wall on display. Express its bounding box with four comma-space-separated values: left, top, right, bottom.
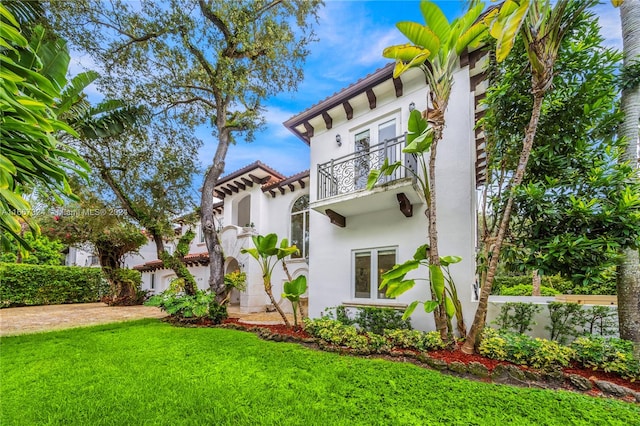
307, 66, 478, 333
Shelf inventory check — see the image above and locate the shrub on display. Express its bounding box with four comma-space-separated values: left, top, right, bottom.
321, 306, 411, 333
0, 263, 108, 307
479, 328, 574, 370
571, 336, 640, 381
499, 284, 558, 296
384, 329, 446, 351
146, 290, 227, 323
493, 274, 573, 295
546, 302, 583, 344
578, 305, 617, 337
493, 302, 542, 334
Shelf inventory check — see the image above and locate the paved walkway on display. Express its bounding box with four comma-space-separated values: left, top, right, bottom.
0, 303, 294, 337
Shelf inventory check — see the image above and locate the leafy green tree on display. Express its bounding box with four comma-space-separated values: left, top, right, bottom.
40, 186, 147, 305
463, 0, 600, 354
46, 0, 322, 302
0, 3, 88, 251
0, 230, 65, 265
480, 13, 640, 295
374, 0, 487, 339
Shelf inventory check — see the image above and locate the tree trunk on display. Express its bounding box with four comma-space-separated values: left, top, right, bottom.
152, 232, 197, 295
532, 270, 541, 296
202, 126, 232, 303
427, 135, 449, 339
616, 0, 640, 358
264, 278, 291, 327
462, 93, 545, 354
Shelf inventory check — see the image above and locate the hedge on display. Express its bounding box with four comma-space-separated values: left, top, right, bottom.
0, 263, 109, 307
492, 274, 574, 295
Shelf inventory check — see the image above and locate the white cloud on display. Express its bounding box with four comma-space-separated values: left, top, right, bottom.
593, 4, 622, 51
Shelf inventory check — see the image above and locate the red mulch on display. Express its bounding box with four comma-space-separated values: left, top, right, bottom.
217, 319, 639, 393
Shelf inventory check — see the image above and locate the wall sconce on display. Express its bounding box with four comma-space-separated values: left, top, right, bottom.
409, 102, 416, 112
336, 134, 342, 146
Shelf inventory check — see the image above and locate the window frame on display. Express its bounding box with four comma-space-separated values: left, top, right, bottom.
351, 246, 398, 300
290, 195, 309, 259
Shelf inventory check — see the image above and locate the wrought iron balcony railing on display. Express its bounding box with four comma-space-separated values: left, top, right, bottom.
317, 134, 417, 200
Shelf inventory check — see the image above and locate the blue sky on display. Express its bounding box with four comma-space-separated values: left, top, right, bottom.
213, 0, 623, 182
68, 1, 623, 184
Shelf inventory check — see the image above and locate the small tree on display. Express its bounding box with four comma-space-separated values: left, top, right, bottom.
282, 275, 307, 328
241, 234, 298, 327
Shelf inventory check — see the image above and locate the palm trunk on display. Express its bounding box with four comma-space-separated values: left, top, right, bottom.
616, 0, 640, 358
265, 278, 291, 327
427, 135, 449, 339
462, 93, 545, 354
532, 270, 541, 296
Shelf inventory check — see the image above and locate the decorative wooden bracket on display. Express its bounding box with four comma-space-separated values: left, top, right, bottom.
325, 209, 346, 228
397, 193, 413, 217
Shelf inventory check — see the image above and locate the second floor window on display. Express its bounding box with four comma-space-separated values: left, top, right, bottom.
290, 195, 309, 259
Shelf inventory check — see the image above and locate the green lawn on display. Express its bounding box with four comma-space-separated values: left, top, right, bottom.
1, 320, 637, 426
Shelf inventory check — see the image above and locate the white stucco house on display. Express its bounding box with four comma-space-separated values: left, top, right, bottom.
134, 47, 489, 330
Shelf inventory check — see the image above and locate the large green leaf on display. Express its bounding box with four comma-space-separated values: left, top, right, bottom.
282, 275, 307, 301
366, 169, 381, 190
419, 1, 451, 46
385, 279, 415, 298
491, 0, 531, 62
423, 300, 440, 313
396, 22, 440, 60
444, 296, 456, 318
403, 128, 433, 154
413, 244, 430, 261
240, 247, 259, 260
402, 300, 420, 320
407, 109, 427, 144
380, 259, 420, 284
428, 264, 445, 302
440, 255, 462, 266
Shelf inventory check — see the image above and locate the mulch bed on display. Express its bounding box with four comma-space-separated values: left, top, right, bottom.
166, 316, 639, 402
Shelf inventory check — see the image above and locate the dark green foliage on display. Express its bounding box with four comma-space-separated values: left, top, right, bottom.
493, 302, 543, 334
0, 232, 65, 265
546, 302, 584, 344
492, 274, 574, 295
146, 290, 227, 324
322, 306, 411, 334
500, 284, 558, 296
0, 263, 107, 307
303, 318, 443, 354
580, 305, 617, 336
2, 321, 637, 425
571, 336, 640, 381
481, 12, 640, 292
479, 328, 574, 370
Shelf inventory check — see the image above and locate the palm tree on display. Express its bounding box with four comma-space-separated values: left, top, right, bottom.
381, 0, 487, 338
462, 0, 599, 354
615, 0, 640, 358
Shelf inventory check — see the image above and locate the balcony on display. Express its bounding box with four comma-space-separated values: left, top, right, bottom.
313, 134, 423, 223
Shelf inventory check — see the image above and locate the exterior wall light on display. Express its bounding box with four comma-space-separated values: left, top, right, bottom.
409, 102, 415, 111
336, 134, 342, 146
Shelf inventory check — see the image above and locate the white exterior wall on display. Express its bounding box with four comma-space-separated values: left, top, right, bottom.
308, 66, 478, 332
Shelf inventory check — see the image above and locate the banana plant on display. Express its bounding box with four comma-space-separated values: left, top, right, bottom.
241, 233, 298, 327
378, 243, 466, 338
282, 275, 307, 328
371, 1, 488, 339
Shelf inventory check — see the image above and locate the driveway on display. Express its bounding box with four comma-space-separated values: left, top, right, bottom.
0, 303, 295, 337
0, 303, 167, 337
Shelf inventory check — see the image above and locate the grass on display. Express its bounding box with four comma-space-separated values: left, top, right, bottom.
1, 320, 638, 426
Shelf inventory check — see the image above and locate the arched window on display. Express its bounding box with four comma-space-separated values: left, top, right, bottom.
290, 195, 309, 259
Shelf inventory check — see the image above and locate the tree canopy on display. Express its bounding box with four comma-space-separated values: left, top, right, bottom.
481, 12, 640, 294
